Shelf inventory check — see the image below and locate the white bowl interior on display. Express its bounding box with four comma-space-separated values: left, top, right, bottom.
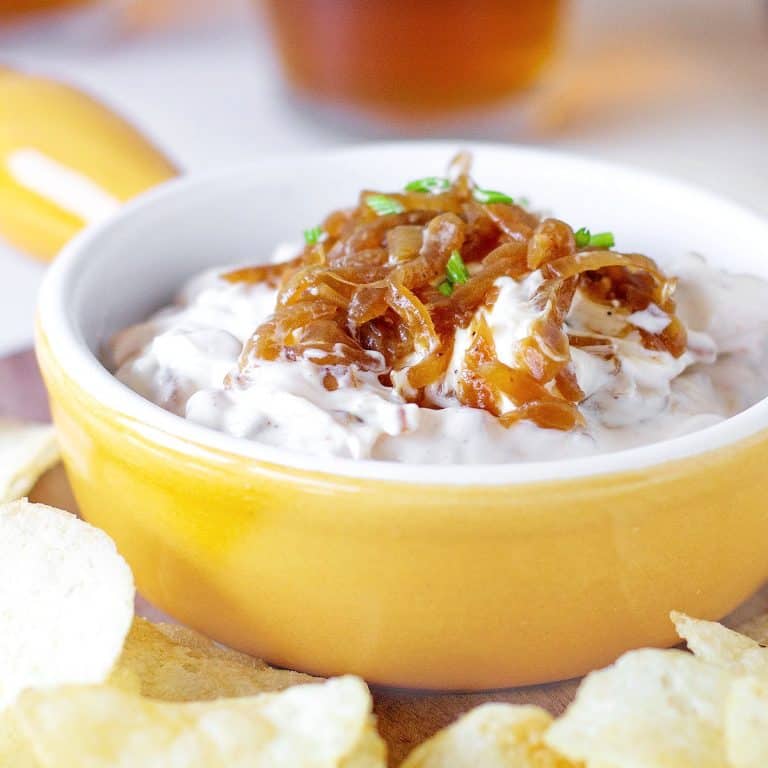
39, 141, 768, 484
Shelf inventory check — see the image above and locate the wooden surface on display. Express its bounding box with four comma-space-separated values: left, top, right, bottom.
3, 347, 767, 766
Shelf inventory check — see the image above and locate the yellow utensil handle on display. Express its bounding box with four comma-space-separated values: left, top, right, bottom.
0, 68, 178, 262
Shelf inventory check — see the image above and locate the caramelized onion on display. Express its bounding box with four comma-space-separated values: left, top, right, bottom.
223, 257, 302, 287
387, 225, 423, 264
228, 154, 688, 432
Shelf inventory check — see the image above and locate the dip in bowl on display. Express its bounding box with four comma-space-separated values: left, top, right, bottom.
36, 142, 768, 689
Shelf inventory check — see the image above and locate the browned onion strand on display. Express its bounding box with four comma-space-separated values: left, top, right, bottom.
222, 257, 303, 288
226, 155, 687, 432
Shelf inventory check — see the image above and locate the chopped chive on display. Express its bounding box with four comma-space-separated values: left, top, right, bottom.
303, 226, 324, 245
366, 194, 405, 216
574, 227, 591, 248
473, 187, 514, 205
574, 228, 615, 249
445, 249, 470, 286
437, 280, 454, 297
588, 231, 615, 248
405, 176, 450, 194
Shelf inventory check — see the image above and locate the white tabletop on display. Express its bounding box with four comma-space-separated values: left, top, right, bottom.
1, 0, 765, 355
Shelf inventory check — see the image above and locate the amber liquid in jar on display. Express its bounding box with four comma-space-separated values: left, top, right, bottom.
0, 0, 95, 22
261, 0, 562, 117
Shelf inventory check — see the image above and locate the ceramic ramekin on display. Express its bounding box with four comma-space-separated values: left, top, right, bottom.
36, 142, 768, 690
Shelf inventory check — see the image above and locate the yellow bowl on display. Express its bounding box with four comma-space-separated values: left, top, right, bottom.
36, 143, 768, 690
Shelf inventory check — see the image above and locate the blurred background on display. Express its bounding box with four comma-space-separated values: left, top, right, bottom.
0, 0, 765, 355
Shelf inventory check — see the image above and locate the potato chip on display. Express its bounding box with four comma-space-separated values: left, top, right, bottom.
0, 709, 39, 767
401, 703, 575, 768
736, 612, 768, 645
0, 421, 59, 503
105, 664, 143, 695
672, 611, 768, 678
13, 676, 386, 768
0, 500, 134, 710
544, 648, 732, 768
725, 675, 768, 768
114, 617, 320, 701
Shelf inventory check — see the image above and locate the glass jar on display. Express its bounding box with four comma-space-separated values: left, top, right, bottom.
260, 0, 563, 120
0, 0, 97, 23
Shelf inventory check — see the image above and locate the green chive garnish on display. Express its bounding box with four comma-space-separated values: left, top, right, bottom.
303, 226, 324, 245
405, 176, 450, 194
574, 228, 615, 249
445, 249, 470, 286
574, 227, 591, 248
473, 187, 514, 205
366, 194, 405, 216
588, 231, 615, 248
437, 280, 454, 297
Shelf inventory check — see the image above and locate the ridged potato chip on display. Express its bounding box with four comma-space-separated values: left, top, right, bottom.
0, 500, 134, 710
545, 648, 731, 768
725, 675, 768, 768
672, 611, 768, 678
401, 703, 575, 768
113, 617, 319, 701
12, 676, 386, 768
0, 421, 59, 503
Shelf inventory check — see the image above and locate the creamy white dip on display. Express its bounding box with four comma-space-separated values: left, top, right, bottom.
108, 253, 768, 463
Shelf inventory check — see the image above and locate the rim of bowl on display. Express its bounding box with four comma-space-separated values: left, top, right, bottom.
37, 140, 768, 486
